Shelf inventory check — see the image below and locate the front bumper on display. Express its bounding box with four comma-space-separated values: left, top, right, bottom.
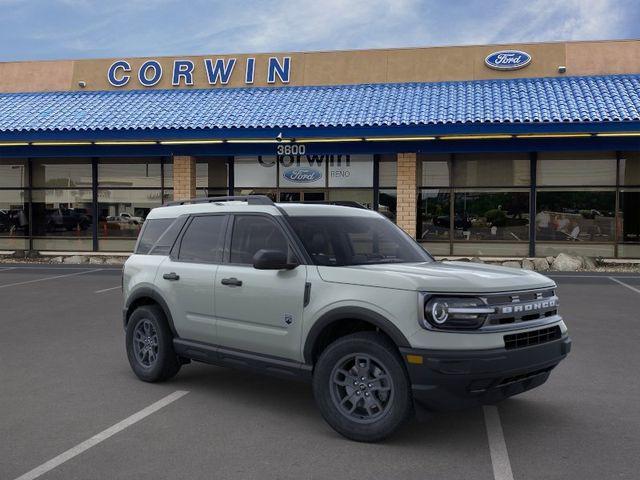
400, 334, 571, 411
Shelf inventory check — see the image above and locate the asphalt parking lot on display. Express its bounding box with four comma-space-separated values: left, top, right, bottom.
0, 265, 639, 480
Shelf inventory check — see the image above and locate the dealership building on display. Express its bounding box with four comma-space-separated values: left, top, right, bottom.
0, 39, 639, 257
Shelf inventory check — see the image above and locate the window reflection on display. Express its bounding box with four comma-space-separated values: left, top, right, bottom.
418, 190, 450, 240
536, 190, 615, 242
98, 189, 162, 239
378, 189, 397, 222
454, 191, 529, 241
619, 190, 640, 243
0, 191, 28, 237
31, 190, 93, 237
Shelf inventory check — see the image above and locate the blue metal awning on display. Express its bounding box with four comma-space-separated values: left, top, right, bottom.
0, 74, 639, 142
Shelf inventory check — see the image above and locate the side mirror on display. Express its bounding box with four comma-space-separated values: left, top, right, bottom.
252, 249, 298, 270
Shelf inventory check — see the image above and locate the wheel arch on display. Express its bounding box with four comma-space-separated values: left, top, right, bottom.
124, 287, 178, 337
303, 307, 411, 364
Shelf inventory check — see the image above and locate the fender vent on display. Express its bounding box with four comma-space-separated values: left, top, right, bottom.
504, 326, 561, 350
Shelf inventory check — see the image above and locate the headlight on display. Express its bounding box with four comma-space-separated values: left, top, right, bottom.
422, 297, 494, 330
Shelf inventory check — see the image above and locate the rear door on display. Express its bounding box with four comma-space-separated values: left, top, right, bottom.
214, 214, 307, 361
156, 214, 228, 344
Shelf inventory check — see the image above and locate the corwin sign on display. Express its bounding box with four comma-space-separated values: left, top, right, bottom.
484, 50, 532, 71
107, 57, 291, 87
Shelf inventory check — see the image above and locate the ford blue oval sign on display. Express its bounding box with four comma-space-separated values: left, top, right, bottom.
485, 50, 532, 71
282, 168, 323, 183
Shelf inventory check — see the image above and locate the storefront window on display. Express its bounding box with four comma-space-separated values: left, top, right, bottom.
195, 157, 229, 196
453, 153, 529, 187
0, 159, 27, 188
619, 189, 640, 244
234, 156, 277, 188
418, 190, 450, 241
98, 158, 162, 187
32, 158, 92, 188
328, 189, 374, 209
537, 152, 616, 186
327, 155, 373, 188
454, 190, 529, 242
619, 151, 640, 186
0, 190, 28, 250
98, 189, 163, 251
379, 155, 396, 187
31, 189, 93, 251
536, 190, 615, 242
378, 189, 397, 222
420, 154, 450, 187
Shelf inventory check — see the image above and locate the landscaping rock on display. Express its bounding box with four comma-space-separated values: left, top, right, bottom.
89, 257, 105, 265
470, 257, 485, 264
522, 258, 535, 270
532, 258, 550, 271
103, 256, 126, 265
502, 261, 521, 269
63, 255, 88, 264
552, 253, 582, 271
546, 256, 555, 264
49, 256, 64, 263
583, 256, 598, 270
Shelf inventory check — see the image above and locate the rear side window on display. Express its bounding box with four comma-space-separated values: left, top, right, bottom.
135, 218, 173, 254
177, 215, 226, 263
148, 216, 188, 256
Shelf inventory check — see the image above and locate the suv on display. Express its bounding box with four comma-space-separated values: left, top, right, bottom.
123, 195, 570, 442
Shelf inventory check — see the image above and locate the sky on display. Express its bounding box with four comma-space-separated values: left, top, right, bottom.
0, 0, 638, 61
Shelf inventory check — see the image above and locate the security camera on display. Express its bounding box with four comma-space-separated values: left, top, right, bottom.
275, 132, 283, 142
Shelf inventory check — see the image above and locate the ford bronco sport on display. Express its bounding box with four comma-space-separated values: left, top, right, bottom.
123, 195, 571, 442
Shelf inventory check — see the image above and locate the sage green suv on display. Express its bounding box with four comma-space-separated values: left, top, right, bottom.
123, 195, 570, 442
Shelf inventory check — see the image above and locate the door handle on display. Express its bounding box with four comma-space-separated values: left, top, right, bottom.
162, 272, 180, 281
221, 277, 243, 287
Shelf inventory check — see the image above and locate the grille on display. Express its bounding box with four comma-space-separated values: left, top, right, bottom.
484, 288, 558, 327
504, 326, 562, 350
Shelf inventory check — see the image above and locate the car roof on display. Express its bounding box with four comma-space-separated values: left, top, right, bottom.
146, 201, 380, 220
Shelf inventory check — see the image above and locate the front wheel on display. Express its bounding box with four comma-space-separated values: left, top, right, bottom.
313, 332, 413, 442
125, 305, 181, 382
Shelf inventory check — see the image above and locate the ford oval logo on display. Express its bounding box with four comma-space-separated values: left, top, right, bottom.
485, 50, 532, 70
282, 168, 322, 183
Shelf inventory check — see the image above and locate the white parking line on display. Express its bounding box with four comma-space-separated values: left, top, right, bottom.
549, 274, 640, 279
13, 390, 189, 480
0, 269, 101, 289
94, 285, 121, 294
608, 276, 640, 294
0, 267, 16, 272
483, 405, 514, 480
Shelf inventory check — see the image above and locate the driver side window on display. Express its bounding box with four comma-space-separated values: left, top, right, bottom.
229, 215, 291, 265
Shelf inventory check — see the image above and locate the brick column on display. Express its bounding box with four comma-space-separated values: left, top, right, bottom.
172, 155, 197, 201
396, 153, 418, 238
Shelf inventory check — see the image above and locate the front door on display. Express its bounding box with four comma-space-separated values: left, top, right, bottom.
155, 214, 228, 344
214, 214, 307, 361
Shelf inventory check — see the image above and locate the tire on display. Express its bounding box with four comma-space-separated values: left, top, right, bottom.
313, 331, 413, 442
125, 305, 181, 382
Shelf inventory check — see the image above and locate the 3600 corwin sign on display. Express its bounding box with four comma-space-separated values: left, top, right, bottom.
484, 50, 532, 71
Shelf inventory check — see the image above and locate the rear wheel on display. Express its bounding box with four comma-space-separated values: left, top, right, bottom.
313, 331, 413, 442
126, 305, 181, 382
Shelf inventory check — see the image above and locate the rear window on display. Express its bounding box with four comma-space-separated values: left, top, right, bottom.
135, 218, 174, 254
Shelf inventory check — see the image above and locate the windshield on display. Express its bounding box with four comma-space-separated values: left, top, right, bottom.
288, 215, 433, 266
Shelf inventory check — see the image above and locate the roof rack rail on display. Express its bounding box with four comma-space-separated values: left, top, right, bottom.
164, 195, 275, 207
295, 200, 368, 209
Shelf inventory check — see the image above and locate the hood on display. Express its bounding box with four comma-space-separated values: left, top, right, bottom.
316, 261, 555, 293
